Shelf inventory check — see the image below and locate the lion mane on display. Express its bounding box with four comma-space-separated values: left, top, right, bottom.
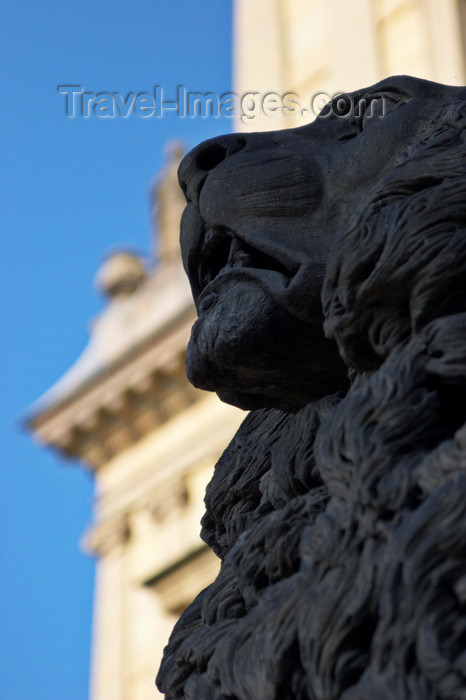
157, 100, 466, 699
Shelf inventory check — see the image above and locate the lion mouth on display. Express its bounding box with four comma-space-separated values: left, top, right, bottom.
194, 226, 293, 304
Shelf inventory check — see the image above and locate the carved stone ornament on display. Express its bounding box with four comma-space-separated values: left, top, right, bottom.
157, 76, 466, 699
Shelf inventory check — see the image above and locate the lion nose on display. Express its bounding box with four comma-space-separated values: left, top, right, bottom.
178, 134, 247, 204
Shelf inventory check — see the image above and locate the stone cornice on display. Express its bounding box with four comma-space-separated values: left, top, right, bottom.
28, 307, 199, 469
83, 513, 131, 556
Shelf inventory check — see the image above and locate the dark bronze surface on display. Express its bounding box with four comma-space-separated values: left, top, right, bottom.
158, 76, 466, 699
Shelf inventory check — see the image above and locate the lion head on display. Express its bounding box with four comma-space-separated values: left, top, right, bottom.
178, 75, 466, 411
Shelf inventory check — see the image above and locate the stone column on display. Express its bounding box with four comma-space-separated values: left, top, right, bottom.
86, 516, 130, 700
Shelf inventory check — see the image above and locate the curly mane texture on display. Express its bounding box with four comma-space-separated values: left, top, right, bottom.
323, 99, 466, 373
157, 100, 466, 699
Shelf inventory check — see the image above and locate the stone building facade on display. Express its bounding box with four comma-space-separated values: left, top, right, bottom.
234, 0, 466, 132
27, 146, 243, 700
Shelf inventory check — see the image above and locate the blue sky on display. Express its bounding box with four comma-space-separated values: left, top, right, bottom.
0, 2, 232, 697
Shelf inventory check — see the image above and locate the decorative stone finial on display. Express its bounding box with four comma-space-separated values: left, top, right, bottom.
151, 139, 187, 265
95, 251, 147, 299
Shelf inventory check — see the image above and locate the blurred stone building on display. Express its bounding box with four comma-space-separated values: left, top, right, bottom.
27, 145, 244, 700
28, 2, 466, 699
235, 0, 466, 132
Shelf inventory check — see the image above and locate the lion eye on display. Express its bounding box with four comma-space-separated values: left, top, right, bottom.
358, 93, 406, 130
337, 89, 409, 141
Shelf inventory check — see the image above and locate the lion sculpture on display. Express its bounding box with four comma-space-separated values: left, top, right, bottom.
157, 76, 466, 700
